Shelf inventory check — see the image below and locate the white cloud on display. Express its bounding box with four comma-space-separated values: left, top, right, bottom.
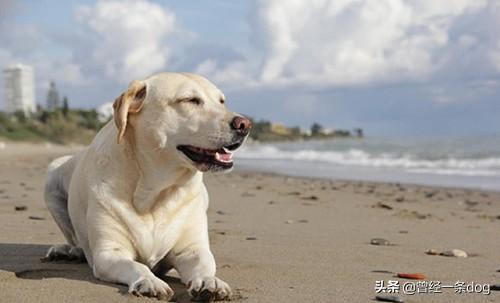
429, 78, 500, 105
2, 0, 499, 111
1, 0, 185, 109
490, 42, 500, 71
487, 3, 500, 72
76, 0, 176, 82
195, 59, 258, 89
201, 0, 498, 89
256, 0, 488, 86
0, 23, 90, 109
97, 102, 114, 122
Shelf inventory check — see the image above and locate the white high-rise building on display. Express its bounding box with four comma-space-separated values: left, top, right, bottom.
3, 64, 36, 115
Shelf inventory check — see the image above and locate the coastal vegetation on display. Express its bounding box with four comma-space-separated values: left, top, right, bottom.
0, 109, 104, 144
249, 119, 363, 142
0, 110, 363, 144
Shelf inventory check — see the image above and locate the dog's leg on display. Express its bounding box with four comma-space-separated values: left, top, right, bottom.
92, 248, 174, 301
169, 247, 231, 301
167, 215, 232, 301
45, 156, 76, 244
44, 156, 85, 262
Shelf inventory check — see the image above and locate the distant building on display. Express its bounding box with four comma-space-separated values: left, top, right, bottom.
3, 64, 36, 115
270, 123, 292, 135
46, 81, 60, 110
322, 128, 335, 135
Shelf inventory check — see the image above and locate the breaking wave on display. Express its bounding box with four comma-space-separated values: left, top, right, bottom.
236, 145, 500, 177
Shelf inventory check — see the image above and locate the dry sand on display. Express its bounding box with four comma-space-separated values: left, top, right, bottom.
0, 143, 499, 302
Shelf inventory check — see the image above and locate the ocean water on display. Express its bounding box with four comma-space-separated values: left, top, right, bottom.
234, 135, 500, 191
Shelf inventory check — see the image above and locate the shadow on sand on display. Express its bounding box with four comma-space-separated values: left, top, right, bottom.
0, 243, 191, 302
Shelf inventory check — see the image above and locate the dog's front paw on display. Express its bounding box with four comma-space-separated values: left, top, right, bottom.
188, 276, 232, 301
129, 276, 174, 301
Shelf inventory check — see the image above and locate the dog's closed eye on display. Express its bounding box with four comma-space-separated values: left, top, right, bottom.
182, 97, 203, 106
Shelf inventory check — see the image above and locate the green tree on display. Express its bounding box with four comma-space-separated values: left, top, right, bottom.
62, 96, 69, 118
311, 123, 323, 136
13, 111, 27, 123
39, 111, 50, 124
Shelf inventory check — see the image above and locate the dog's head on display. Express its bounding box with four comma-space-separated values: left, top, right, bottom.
113, 72, 252, 172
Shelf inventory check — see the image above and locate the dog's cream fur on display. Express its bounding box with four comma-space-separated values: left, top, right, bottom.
44, 73, 249, 301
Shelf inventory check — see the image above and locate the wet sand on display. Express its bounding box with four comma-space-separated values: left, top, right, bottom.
0, 143, 499, 302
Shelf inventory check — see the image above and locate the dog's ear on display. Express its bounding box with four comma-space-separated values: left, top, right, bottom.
113, 80, 147, 144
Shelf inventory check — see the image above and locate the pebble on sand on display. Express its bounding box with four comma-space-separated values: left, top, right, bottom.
374, 202, 393, 210
425, 191, 437, 198
302, 195, 318, 200
375, 295, 404, 303
397, 273, 426, 280
439, 249, 468, 258
245, 237, 257, 240
370, 238, 392, 246
425, 249, 439, 255
28, 216, 45, 220
15, 205, 27, 211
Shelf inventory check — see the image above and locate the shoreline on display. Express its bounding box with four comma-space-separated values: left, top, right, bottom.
235, 163, 500, 194
235, 158, 500, 193
234, 167, 500, 195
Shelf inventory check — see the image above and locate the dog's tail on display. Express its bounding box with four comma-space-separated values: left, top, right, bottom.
44, 155, 77, 246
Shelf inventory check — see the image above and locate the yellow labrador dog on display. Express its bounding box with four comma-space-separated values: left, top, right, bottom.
43, 73, 251, 301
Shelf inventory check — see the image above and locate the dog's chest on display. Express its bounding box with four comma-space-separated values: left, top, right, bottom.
134, 217, 181, 267
129, 196, 200, 268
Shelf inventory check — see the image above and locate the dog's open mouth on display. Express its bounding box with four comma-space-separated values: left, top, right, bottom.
177, 142, 242, 171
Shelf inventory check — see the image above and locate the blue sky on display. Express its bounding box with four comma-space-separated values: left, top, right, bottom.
1, 0, 499, 136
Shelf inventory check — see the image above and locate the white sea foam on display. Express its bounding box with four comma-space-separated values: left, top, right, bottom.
236, 144, 500, 177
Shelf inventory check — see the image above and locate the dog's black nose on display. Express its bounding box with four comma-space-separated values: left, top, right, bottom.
230, 116, 252, 136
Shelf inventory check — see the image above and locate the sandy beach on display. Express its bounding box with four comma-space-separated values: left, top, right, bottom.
0, 143, 499, 303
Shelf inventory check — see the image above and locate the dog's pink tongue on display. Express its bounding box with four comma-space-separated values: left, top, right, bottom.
218, 152, 232, 161
215, 149, 233, 162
